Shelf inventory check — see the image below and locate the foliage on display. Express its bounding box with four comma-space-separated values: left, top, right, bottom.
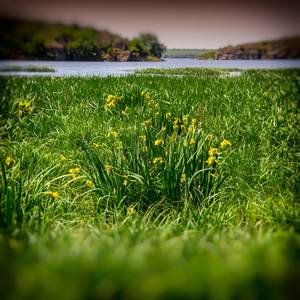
138, 33, 167, 58
128, 33, 166, 58
0, 65, 55, 72
0, 18, 165, 61
198, 50, 217, 59
127, 38, 150, 57
134, 67, 241, 76
0, 69, 299, 299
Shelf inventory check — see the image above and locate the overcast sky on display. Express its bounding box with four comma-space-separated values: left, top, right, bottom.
0, 0, 299, 48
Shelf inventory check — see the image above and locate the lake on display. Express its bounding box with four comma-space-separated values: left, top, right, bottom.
1, 58, 300, 77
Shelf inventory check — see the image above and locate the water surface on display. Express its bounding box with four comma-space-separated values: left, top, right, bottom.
0, 58, 300, 77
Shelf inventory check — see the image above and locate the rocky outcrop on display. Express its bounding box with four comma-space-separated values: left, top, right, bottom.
101, 49, 143, 62
45, 41, 67, 60
130, 52, 143, 61
112, 37, 129, 51
115, 50, 131, 62
199, 38, 300, 60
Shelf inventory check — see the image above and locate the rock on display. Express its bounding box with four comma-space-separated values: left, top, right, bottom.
130, 53, 143, 61
115, 50, 131, 62
45, 41, 67, 61
112, 37, 129, 51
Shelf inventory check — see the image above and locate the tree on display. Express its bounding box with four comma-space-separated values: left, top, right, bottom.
137, 33, 166, 58
128, 38, 150, 58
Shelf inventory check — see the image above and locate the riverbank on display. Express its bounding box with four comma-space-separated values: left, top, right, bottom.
198, 38, 300, 60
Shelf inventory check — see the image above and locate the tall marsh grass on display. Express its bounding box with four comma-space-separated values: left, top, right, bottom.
0, 69, 299, 299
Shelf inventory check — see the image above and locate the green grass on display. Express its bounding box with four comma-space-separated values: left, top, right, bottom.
134, 67, 241, 76
198, 50, 217, 59
0, 69, 299, 299
164, 49, 215, 58
0, 65, 55, 72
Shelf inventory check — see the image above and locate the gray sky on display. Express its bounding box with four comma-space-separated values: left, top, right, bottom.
0, 0, 299, 48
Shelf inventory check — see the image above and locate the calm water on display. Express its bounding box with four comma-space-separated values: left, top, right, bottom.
0, 58, 300, 77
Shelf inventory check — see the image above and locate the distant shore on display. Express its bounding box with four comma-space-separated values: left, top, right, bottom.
197, 38, 300, 60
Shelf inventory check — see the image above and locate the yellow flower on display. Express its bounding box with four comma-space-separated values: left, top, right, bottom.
162, 126, 166, 131
19, 101, 24, 106
108, 131, 118, 138
206, 157, 217, 165
182, 115, 188, 125
211, 173, 217, 178
18, 110, 23, 116
105, 165, 113, 171
128, 207, 136, 214
123, 179, 128, 186
221, 140, 231, 147
154, 139, 164, 146
114, 141, 123, 150
61, 156, 66, 161
155, 112, 159, 116
166, 113, 171, 117
86, 180, 95, 189
139, 135, 146, 141
127, 84, 130, 86
46, 191, 58, 199
181, 125, 185, 130
180, 174, 186, 183
190, 139, 196, 144
188, 125, 195, 133
141, 119, 152, 129
209, 134, 213, 141
69, 168, 80, 178
5, 156, 16, 166
192, 119, 196, 123
153, 157, 164, 164
208, 147, 218, 156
